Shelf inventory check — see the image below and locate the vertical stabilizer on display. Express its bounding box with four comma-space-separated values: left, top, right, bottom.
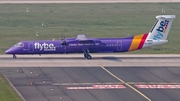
147, 15, 176, 40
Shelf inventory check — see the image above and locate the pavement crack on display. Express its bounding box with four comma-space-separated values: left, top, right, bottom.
39, 67, 74, 101
19, 67, 50, 101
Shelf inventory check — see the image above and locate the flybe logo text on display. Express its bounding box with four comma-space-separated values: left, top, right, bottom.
153, 20, 169, 40
34, 43, 56, 51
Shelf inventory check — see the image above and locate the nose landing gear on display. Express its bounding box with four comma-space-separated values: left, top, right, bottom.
13, 54, 17, 59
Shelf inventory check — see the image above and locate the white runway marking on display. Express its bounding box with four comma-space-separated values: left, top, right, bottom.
135, 85, 180, 89
67, 84, 126, 89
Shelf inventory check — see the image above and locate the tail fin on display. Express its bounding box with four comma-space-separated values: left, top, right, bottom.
147, 15, 176, 40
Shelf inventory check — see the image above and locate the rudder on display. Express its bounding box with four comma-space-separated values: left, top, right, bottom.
147, 15, 176, 40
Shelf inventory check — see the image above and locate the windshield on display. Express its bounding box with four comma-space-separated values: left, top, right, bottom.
14, 42, 24, 47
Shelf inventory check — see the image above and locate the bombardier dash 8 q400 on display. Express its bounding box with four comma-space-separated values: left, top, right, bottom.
6, 15, 176, 59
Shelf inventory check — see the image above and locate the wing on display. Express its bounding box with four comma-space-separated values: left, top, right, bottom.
76, 35, 88, 41
76, 35, 100, 42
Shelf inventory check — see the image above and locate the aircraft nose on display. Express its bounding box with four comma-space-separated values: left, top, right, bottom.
5, 48, 14, 54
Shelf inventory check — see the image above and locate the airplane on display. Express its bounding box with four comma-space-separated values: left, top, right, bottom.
5, 15, 176, 59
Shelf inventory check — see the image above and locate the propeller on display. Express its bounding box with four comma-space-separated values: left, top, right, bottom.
60, 32, 67, 45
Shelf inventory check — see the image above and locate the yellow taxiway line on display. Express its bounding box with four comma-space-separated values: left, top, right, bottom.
99, 64, 151, 101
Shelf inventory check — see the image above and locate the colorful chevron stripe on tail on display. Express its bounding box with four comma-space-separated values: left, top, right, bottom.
128, 34, 148, 51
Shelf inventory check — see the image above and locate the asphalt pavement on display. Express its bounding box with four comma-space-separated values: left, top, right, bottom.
1, 66, 180, 101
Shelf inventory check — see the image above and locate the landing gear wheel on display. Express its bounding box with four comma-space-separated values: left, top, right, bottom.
84, 54, 88, 58
84, 54, 92, 60
86, 54, 92, 60
13, 54, 17, 59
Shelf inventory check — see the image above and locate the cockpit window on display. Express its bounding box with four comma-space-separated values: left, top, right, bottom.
14, 43, 24, 47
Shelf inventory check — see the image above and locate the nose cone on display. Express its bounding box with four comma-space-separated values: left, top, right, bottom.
5, 47, 14, 54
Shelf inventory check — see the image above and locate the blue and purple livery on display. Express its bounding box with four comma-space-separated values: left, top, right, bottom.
5, 15, 176, 59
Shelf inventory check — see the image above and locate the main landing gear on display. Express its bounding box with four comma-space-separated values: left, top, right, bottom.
84, 54, 92, 60
13, 54, 17, 59
83, 49, 92, 60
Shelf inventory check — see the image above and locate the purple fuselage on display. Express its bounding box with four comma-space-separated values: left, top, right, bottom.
5, 36, 135, 55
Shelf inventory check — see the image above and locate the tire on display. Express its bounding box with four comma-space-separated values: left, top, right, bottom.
84, 54, 88, 58
86, 55, 92, 60
13, 55, 17, 59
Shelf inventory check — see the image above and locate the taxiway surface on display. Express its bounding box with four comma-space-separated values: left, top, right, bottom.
1, 66, 180, 101
1, 54, 180, 101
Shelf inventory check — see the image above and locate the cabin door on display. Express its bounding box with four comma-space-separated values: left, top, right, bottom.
117, 41, 122, 51
28, 42, 34, 53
